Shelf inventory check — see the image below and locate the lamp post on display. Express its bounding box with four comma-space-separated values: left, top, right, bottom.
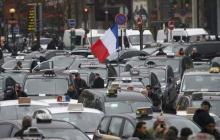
9, 8, 16, 55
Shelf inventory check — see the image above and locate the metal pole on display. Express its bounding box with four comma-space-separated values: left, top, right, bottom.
140, 26, 143, 50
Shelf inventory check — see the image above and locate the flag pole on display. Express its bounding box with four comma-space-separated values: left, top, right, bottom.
117, 48, 120, 77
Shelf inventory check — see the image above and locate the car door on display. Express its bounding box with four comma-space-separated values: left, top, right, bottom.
121, 120, 135, 139
93, 116, 111, 140
107, 117, 124, 137
0, 122, 20, 138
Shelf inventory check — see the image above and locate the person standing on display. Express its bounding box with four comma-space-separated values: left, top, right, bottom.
73, 73, 88, 95
65, 84, 78, 99
14, 116, 32, 138
4, 83, 27, 100
92, 73, 104, 88
193, 100, 212, 129
133, 121, 154, 139
190, 48, 201, 60
201, 116, 220, 139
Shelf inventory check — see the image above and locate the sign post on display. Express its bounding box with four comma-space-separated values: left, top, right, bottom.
115, 13, 127, 50
68, 19, 76, 28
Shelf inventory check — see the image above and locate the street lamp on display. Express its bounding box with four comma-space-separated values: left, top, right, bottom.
9, 8, 17, 55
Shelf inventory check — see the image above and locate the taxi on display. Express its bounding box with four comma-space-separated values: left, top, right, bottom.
0, 97, 49, 121
113, 68, 162, 96
145, 54, 193, 82
179, 67, 220, 96
93, 108, 201, 139
0, 113, 90, 140
78, 88, 152, 114
23, 70, 69, 100
33, 103, 104, 139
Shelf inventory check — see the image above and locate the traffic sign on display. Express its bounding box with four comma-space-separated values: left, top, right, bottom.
68, 19, 76, 28
115, 14, 127, 26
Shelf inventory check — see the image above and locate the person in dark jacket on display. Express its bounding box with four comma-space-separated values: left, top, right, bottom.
92, 73, 104, 88
73, 73, 88, 95
190, 48, 201, 60
193, 100, 211, 129
201, 116, 220, 140
133, 121, 154, 139
180, 127, 193, 140
47, 37, 58, 50
4, 83, 27, 100
14, 116, 32, 138
65, 84, 78, 99
156, 48, 166, 56
14, 61, 22, 70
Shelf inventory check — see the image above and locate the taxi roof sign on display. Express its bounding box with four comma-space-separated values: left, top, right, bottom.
68, 103, 84, 111
18, 97, 31, 104
107, 88, 118, 97
209, 67, 220, 73
136, 107, 153, 117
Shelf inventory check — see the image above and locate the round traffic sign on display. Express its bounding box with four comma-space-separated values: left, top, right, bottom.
115, 13, 127, 25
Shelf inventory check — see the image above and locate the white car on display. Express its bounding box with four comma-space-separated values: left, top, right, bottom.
33, 103, 104, 139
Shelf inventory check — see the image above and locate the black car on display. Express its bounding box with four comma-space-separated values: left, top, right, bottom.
93, 108, 201, 140
185, 41, 220, 60
78, 88, 152, 114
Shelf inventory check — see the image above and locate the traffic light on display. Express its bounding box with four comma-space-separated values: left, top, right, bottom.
83, 7, 89, 14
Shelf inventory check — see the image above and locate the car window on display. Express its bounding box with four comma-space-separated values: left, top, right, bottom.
99, 117, 111, 134
177, 96, 190, 110
122, 120, 135, 138
0, 124, 13, 138
108, 117, 123, 137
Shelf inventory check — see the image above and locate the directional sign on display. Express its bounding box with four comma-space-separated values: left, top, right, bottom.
27, 4, 36, 32
115, 13, 127, 26
68, 19, 76, 28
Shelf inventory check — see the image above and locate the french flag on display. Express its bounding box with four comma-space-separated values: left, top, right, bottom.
91, 24, 119, 63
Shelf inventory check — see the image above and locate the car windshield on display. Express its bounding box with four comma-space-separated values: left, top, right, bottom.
0, 105, 48, 120
129, 35, 154, 45
52, 112, 103, 133
42, 128, 89, 140
2, 60, 31, 70
1, 73, 26, 84
149, 59, 180, 73
181, 75, 220, 92
24, 78, 68, 95
105, 101, 151, 114
193, 100, 220, 117
49, 56, 74, 69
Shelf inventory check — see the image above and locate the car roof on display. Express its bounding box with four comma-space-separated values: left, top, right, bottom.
82, 89, 149, 102
39, 99, 78, 104
0, 99, 50, 107
46, 106, 104, 114
25, 72, 69, 79
184, 68, 220, 76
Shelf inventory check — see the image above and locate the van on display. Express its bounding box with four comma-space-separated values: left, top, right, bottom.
157, 28, 208, 43
63, 28, 85, 49
86, 29, 105, 47
125, 29, 155, 50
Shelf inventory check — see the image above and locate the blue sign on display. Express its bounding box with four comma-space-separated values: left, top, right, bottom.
13, 27, 19, 34
68, 19, 76, 28
115, 14, 127, 25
